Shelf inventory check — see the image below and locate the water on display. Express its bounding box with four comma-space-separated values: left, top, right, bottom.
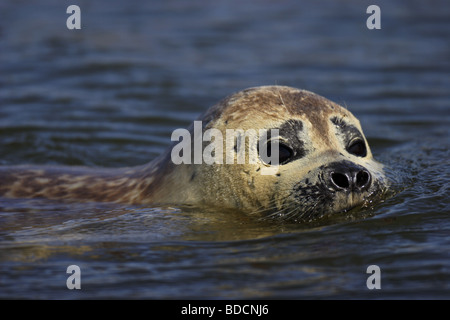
0, 0, 449, 299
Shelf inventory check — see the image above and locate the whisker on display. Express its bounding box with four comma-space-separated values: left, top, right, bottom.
263, 206, 291, 221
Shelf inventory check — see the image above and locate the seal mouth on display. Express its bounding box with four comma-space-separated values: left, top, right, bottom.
261, 180, 384, 223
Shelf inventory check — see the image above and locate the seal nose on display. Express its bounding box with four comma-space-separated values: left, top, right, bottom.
328, 161, 371, 192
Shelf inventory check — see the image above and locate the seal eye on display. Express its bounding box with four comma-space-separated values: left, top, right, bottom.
264, 142, 294, 165
347, 140, 367, 157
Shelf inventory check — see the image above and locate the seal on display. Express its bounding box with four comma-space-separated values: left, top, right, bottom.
0, 86, 387, 221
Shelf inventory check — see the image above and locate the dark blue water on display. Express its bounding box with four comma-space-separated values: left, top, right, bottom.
0, 0, 449, 299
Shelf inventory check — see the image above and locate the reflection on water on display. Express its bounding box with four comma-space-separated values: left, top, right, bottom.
0, 0, 449, 299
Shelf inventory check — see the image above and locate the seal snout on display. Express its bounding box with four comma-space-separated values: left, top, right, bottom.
327, 161, 371, 193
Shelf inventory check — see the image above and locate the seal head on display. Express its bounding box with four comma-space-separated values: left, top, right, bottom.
179, 86, 388, 221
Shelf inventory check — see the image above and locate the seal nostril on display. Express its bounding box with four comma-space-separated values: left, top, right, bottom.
356, 170, 371, 189
331, 172, 350, 189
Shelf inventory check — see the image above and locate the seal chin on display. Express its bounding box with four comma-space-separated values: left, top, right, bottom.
332, 193, 374, 214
